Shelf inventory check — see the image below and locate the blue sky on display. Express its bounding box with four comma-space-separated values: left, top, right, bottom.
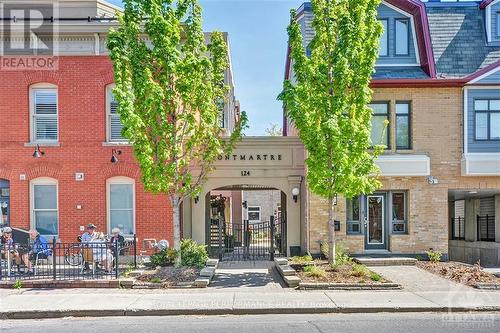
108, 0, 304, 135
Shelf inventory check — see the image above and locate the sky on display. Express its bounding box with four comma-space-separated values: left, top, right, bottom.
108, 0, 304, 135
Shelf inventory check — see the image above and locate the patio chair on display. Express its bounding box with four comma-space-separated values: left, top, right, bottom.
33, 251, 50, 276
81, 247, 97, 275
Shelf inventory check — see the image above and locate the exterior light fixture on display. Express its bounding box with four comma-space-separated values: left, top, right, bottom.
194, 196, 199, 204
292, 187, 300, 203
427, 176, 438, 185
32, 144, 45, 158
110, 149, 122, 164
242, 200, 248, 209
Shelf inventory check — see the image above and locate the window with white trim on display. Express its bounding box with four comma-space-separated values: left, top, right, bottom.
31, 177, 58, 236
395, 19, 409, 56
247, 206, 261, 222
106, 85, 126, 142
107, 177, 135, 235
31, 84, 58, 142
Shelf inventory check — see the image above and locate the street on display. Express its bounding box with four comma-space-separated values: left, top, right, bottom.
1, 313, 498, 333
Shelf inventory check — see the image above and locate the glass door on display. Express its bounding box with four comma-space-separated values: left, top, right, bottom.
365, 195, 386, 250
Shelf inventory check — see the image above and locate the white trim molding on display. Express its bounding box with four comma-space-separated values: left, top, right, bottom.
106, 176, 136, 236
376, 154, 431, 177
461, 153, 500, 176
30, 177, 59, 237
468, 65, 500, 84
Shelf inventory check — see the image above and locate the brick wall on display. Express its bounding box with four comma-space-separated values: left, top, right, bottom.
307, 87, 500, 255
0, 56, 172, 244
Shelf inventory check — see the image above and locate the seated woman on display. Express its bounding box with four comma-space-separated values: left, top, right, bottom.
90, 232, 114, 273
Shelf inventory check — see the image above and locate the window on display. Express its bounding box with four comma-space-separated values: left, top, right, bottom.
395, 19, 409, 56
346, 196, 361, 234
247, 206, 261, 222
369, 102, 389, 148
31, 178, 58, 236
107, 177, 135, 235
474, 99, 500, 140
396, 101, 411, 149
107, 85, 126, 142
0, 179, 10, 228
379, 19, 388, 56
391, 192, 407, 234
497, 12, 500, 37
31, 85, 58, 142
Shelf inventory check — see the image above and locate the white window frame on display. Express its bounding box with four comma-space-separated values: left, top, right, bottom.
247, 206, 261, 222
106, 84, 127, 143
30, 83, 59, 143
30, 177, 59, 237
106, 176, 136, 236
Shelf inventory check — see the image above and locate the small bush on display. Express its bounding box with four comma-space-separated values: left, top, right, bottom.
351, 264, 369, 278
323, 242, 352, 268
150, 248, 178, 267
180, 239, 208, 268
370, 273, 381, 282
290, 254, 313, 264
303, 265, 326, 278
426, 249, 442, 263
13, 280, 22, 290
149, 277, 162, 284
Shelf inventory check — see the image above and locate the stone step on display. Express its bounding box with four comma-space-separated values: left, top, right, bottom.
353, 257, 417, 266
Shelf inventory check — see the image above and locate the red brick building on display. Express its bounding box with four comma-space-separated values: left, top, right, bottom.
0, 0, 238, 245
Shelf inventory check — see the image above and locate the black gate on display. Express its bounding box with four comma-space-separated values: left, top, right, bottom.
209, 215, 286, 261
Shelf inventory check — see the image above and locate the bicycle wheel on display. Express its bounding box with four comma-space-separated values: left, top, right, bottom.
64, 245, 83, 266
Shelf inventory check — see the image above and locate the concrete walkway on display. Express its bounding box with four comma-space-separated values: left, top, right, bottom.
210, 261, 285, 290
0, 285, 499, 319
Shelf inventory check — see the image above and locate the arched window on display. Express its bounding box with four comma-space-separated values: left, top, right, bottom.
30, 83, 58, 143
107, 176, 135, 235
30, 177, 58, 236
106, 84, 126, 142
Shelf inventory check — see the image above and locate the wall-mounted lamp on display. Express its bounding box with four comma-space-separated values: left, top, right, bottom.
32, 144, 45, 158
242, 200, 248, 209
110, 149, 122, 164
292, 187, 300, 203
194, 196, 199, 204
427, 175, 438, 185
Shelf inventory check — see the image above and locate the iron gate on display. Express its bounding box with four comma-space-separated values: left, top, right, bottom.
209, 216, 286, 261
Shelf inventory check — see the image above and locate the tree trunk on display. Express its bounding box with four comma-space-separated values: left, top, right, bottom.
328, 195, 336, 265
172, 197, 181, 265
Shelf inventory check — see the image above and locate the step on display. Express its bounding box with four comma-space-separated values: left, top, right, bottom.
354, 257, 417, 266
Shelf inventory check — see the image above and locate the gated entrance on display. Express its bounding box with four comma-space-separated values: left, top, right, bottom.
209, 216, 287, 261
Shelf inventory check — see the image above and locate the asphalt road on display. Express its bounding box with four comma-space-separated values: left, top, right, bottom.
1, 313, 499, 333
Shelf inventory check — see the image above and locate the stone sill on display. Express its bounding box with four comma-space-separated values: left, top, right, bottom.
24, 142, 60, 147
102, 142, 132, 147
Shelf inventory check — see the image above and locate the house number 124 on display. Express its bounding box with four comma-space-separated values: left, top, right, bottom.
241, 171, 251, 176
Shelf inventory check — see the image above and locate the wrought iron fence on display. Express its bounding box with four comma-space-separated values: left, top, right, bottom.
0, 237, 137, 281
477, 215, 495, 242
450, 217, 465, 240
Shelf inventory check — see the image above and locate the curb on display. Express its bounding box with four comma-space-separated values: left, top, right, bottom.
2, 306, 500, 320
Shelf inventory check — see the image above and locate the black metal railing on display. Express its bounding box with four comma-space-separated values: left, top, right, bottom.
1, 236, 137, 281
477, 215, 496, 242
450, 217, 465, 240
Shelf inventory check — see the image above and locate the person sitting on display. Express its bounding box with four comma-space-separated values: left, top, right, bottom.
109, 227, 125, 255
90, 232, 113, 273
81, 223, 97, 243
22, 229, 51, 275
0, 227, 21, 269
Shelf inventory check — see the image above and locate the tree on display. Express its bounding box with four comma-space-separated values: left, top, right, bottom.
107, 0, 247, 256
265, 123, 282, 136
279, 0, 385, 264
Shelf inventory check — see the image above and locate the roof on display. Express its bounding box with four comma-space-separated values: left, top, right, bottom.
426, 2, 500, 79
373, 66, 430, 79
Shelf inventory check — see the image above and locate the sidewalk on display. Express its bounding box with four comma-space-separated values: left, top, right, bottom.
1, 286, 499, 319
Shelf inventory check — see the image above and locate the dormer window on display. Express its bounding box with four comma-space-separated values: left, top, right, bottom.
395, 19, 409, 56
379, 19, 388, 56
497, 12, 500, 36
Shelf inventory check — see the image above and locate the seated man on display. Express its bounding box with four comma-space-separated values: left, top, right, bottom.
0, 227, 21, 268
22, 229, 51, 275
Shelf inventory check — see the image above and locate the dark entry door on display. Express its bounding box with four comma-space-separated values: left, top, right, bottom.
210, 216, 286, 261
365, 194, 387, 250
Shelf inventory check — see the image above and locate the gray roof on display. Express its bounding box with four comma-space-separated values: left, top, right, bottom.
427, 4, 500, 79
373, 66, 429, 79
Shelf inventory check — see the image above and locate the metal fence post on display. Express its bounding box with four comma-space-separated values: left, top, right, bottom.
114, 238, 119, 279
133, 234, 137, 268
218, 216, 223, 261
270, 215, 275, 261
52, 237, 57, 280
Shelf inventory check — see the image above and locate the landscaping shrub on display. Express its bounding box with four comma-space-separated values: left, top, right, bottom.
322, 242, 352, 269
180, 239, 208, 268
370, 273, 381, 282
290, 254, 313, 264
303, 265, 326, 278
426, 249, 442, 263
149, 277, 162, 284
150, 248, 178, 267
351, 264, 369, 278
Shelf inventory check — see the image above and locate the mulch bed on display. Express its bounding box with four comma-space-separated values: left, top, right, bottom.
291, 260, 390, 284
417, 261, 500, 287
137, 266, 200, 288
